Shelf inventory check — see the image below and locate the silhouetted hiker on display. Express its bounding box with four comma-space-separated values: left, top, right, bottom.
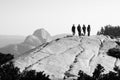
77, 24, 81, 36
87, 25, 91, 36
82, 25, 86, 36
72, 24, 75, 35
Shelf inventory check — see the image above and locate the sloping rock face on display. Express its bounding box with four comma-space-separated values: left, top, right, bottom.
13, 35, 120, 80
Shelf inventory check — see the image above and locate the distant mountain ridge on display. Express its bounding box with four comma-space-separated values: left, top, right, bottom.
0, 35, 25, 48
0, 28, 51, 57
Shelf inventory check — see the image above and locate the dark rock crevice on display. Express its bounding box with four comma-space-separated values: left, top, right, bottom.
63, 37, 85, 79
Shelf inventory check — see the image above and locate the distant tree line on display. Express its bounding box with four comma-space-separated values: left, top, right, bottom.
97, 25, 120, 38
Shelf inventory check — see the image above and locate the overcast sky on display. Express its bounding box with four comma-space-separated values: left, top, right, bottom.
0, 0, 120, 36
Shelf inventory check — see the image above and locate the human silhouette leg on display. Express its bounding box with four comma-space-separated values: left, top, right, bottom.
88, 31, 89, 36
83, 30, 85, 36
73, 32, 75, 36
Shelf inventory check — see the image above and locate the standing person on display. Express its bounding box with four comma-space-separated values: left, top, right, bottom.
87, 25, 91, 36
77, 24, 81, 36
72, 24, 76, 36
82, 24, 86, 36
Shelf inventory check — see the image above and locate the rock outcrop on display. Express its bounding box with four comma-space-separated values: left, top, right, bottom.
33, 28, 51, 42
13, 35, 120, 80
0, 28, 51, 57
